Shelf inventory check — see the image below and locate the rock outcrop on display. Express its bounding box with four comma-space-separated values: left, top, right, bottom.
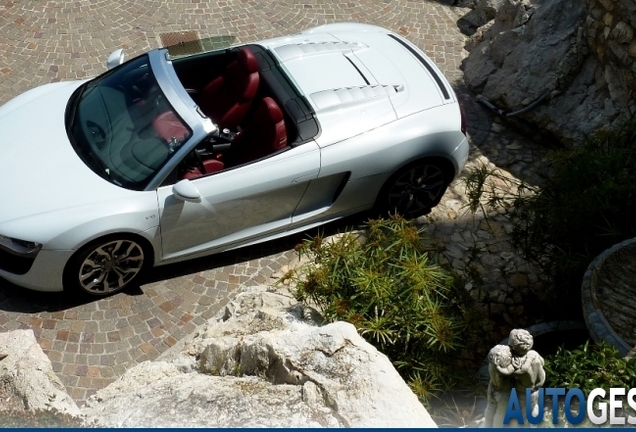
462, 0, 636, 145
0, 330, 81, 417
82, 287, 436, 427
458, 0, 506, 36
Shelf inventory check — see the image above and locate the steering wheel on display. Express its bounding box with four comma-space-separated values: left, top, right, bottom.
86, 121, 107, 149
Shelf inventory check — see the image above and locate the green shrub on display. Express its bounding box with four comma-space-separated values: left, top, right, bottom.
464, 120, 636, 316
544, 340, 636, 393
291, 215, 480, 401
540, 340, 636, 427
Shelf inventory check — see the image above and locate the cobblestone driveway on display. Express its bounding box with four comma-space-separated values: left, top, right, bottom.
0, 0, 544, 406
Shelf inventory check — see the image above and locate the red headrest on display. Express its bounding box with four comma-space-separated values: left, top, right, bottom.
237, 48, 259, 73
260, 97, 284, 123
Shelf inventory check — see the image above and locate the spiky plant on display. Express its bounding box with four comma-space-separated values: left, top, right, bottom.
292, 215, 480, 401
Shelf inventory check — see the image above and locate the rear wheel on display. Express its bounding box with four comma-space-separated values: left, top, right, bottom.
378, 160, 451, 218
65, 236, 148, 297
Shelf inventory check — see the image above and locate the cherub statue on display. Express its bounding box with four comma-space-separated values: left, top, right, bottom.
483, 329, 545, 427
508, 329, 545, 423
484, 343, 515, 427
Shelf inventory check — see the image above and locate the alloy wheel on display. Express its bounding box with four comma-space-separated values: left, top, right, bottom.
387, 163, 447, 218
77, 239, 145, 295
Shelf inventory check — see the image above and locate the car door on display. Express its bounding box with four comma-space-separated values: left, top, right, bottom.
156, 142, 320, 261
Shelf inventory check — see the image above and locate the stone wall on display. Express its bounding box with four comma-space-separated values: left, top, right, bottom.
586, 0, 636, 116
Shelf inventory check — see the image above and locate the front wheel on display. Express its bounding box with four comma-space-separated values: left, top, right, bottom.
378, 161, 451, 219
65, 236, 147, 296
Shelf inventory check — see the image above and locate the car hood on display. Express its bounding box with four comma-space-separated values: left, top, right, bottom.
260, 24, 455, 144
0, 81, 139, 232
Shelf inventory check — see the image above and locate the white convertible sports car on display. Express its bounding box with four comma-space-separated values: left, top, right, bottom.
0, 23, 468, 296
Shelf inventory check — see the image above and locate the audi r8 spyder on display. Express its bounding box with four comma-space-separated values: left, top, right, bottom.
0, 23, 468, 296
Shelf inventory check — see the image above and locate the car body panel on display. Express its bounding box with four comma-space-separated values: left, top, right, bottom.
157, 142, 320, 261
259, 36, 399, 146
0, 23, 469, 293
0, 249, 74, 291
0, 81, 108, 226
349, 33, 452, 116
277, 49, 368, 95
0, 81, 84, 122
0, 81, 161, 248
258, 24, 453, 147
0, 223, 162, 291
0, 194, 160, 250
288, 103, 468, 228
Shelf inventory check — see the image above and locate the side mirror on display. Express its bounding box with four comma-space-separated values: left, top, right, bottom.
172, 179, 201, 202
106, 49, 125, 70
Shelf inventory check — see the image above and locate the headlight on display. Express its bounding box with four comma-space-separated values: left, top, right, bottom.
0, 234, 43, 257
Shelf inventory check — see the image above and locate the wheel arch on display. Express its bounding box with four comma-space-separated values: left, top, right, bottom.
374, 155, 456, 217
379, 155, 456, 195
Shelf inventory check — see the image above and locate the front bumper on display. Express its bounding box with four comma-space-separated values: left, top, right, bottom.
0, 249, 73, 292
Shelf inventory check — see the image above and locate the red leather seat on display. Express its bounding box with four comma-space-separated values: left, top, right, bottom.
152, 110, 190, 142
229, 97, 287, 166
182, 158, 225, 180
199, 48, 260, 130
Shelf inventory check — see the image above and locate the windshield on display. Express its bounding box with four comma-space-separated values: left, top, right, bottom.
67, 54, 192, 190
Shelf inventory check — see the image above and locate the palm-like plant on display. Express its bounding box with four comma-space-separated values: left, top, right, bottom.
292, 215, 479, 401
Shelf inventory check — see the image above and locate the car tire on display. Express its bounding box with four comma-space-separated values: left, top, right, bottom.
376, 159, 452, 219
64, 235, 149, 297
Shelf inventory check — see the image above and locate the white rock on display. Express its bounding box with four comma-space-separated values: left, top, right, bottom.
0, 329, 81, 417
82, 289, 436, 428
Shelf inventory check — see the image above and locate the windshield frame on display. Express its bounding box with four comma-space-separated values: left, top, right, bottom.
145, 49, 217, 190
